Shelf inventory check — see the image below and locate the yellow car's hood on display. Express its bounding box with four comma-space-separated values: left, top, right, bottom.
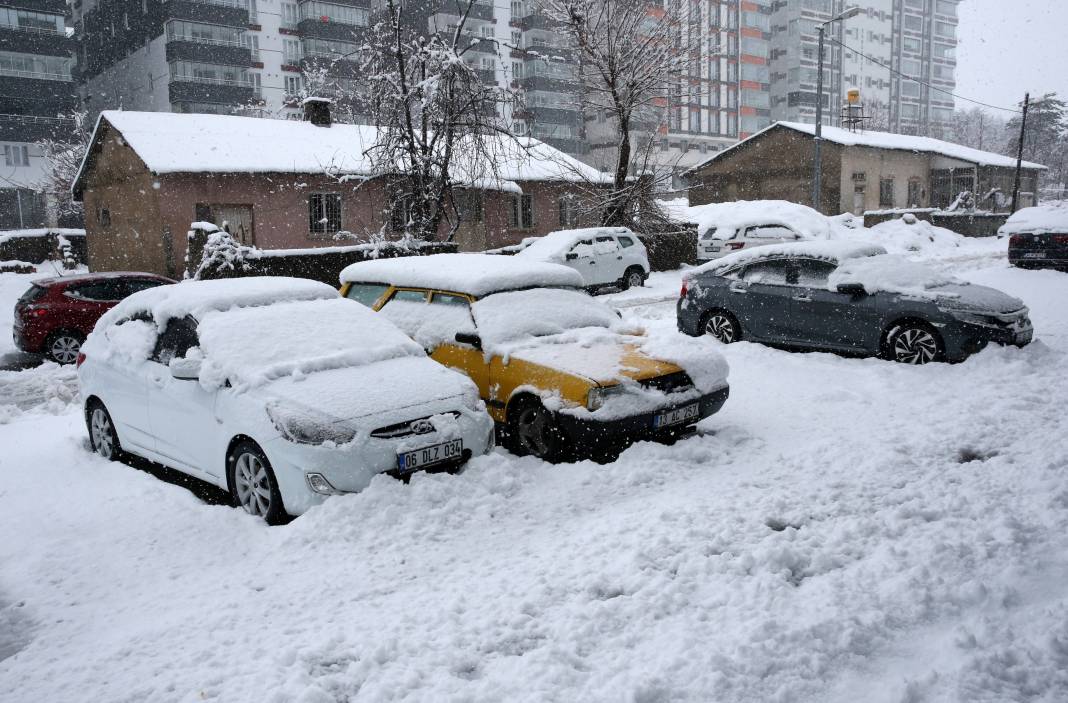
507, 339, 682, 386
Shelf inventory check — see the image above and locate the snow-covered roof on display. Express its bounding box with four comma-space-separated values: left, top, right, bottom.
73, 111, 611, 196
998, 201, 1068, 235
516, 227, 636, 260
660, 199, 832, 239
686, 121, 1046, 174
95, 276, 338, 332
690, 240, 887, 277
340, 253, 584, 298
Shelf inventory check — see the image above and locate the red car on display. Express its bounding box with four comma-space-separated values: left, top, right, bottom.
14, 272, 175, 364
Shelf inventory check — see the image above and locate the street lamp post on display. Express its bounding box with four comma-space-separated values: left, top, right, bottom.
812, 6, 861, 213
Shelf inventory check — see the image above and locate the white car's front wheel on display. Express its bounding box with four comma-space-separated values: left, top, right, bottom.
229, 442, 288, 525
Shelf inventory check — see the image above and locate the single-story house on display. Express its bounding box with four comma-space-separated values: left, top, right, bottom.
72, 103, 612, 278
684, 121, 1046, 216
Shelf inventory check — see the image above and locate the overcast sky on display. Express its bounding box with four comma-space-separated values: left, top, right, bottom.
955, 0, 1068, 115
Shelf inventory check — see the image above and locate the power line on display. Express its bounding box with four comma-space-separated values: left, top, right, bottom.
829, 36, 1024, 115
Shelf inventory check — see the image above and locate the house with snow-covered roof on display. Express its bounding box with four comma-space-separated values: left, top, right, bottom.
684, 121, 1046, 217
71, 102, 612, 278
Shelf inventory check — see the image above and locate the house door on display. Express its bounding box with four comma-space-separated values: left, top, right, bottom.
212, 205, 255, 246
853, 187, 865, 215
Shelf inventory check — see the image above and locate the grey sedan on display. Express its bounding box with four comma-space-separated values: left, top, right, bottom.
677, 242, 1033, 364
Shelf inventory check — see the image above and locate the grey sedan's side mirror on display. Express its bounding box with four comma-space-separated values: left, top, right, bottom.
837, 283, 867, 296
170, 357, 202, 380
455, 332, 482, 351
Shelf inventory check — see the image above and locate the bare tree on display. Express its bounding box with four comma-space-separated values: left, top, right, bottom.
34, 110, 93, 225
361, 0, 521, 241
539, 0, 685, 227
948, 107, 1006, 153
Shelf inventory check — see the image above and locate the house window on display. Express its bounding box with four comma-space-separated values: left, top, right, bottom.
879, 178, 895, 208
98, 206, 111, 228
511, 193, 533, 229
457, 191, 483, 223
3, 144, 29, 167
558, 196, 577, 228
308, 193, 341, 235
908, 179, 923, 207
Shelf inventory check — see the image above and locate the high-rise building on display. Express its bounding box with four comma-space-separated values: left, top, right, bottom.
768, 0, 959, 138
0, 0, 77, 228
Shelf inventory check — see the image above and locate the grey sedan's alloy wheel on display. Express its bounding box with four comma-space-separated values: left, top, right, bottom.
890, 325, 940, 365
229, 442, 288, 525
87, 402, 121, 461
622, 268, 645, 290
704, 312, 740, 344
511, 401, 566, 462
48, 332, 83, 365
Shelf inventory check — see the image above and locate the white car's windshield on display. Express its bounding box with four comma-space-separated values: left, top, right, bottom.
472, 288, 618, 346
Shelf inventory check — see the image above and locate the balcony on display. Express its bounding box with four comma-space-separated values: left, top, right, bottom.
165, 0, 250, 28
0, 24, 75, 55
0, 113, 76, 142
169, 76, 256, 105
165, 36, 252, 66
297, 18, 369, 42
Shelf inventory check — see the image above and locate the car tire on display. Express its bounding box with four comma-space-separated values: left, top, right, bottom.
228, 441, 289, 525
86, 399, 122, 461
886, 322, 943, 365
620, 267, 646, 290
46, 330, 84, 365
508, 397, 568, 462
702, 310, 741, 344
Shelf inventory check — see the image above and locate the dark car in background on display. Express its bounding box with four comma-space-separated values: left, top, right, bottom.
678, 242, 1032, 364
14, 272, 174, 364
1001, 204, 1068, 270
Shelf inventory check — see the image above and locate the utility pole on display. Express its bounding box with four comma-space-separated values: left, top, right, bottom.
811, 7, 860, 213
1011, 93, 1030, 213
977, 111, 984, 152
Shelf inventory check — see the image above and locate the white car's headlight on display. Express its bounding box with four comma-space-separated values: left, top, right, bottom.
266, 403, 358, 446
587, 384, 627, 411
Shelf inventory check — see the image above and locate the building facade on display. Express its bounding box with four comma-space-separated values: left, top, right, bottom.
0, 0, 78, 228
768, 0, 959, 139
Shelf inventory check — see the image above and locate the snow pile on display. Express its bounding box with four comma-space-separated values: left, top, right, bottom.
0, 363, 79, 424
517, 227, 636, 261
690, 241, 886, 277
341, 253, 584, 297
80, 318, 157, 366
998, 201, 1068, 236
638, 329, 729, 393
828, 254, 959, 296
196, 298, 424, 389
864, 215, 965, 254
0, 228, 85, 245
95, 276, 337, 332
663, 199, 834, 240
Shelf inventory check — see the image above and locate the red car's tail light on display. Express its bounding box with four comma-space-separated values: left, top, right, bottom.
76, 352, 86, 368
30, 308, 48, 317
680, 278, 689, 298
727, 242, 745, 250
1052, 234, 1068, 245
1009, 234, 1023, 246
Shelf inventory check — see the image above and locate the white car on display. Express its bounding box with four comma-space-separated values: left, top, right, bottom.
78, 277, 494, 524
516, 227, 650, 292
697, 222, 803, 261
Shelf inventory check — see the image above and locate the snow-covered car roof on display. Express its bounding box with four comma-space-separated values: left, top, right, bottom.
31, 271, 174, 287
516, 227, 637, 260
690, 241, 887, 276
97, 276, 338, 331
340, 253, 584, 298
659, 199, 831, 239
196, 298, 424, 388
997, 202, 1068, 236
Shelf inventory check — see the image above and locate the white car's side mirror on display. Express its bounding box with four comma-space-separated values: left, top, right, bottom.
170, 357, 202, 380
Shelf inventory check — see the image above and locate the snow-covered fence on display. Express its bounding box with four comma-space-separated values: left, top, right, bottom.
187, 226, 457, 285
863, 210, 1008, 238
639, 226, 699, 271
0, 229, 86, 266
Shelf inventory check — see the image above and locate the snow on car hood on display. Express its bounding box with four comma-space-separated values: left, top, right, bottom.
258, 356, 477, 436
927, 283, 1027, 314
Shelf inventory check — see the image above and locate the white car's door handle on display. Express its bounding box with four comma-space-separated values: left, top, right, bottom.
729, 286, 747, 294
793, 295, 812, 302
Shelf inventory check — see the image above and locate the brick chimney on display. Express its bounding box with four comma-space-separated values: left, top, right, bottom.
302, 97, 333, 127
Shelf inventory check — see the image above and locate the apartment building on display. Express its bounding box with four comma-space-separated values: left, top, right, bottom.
0, 0, 78, 228
767, 0, 959, 138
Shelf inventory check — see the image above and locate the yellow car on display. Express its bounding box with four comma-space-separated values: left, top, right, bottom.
339, 254, 729, 460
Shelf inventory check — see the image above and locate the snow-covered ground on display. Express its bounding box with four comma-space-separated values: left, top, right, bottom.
2, 240, 1068, 702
